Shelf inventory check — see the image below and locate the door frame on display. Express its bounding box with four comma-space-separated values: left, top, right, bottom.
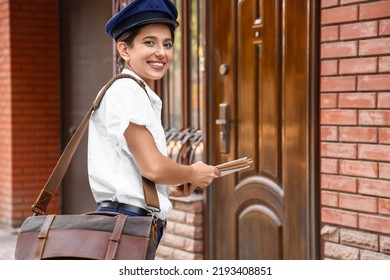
204, 0, 321, 259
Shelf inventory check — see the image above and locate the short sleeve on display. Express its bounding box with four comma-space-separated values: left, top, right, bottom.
104, 78, 153, 154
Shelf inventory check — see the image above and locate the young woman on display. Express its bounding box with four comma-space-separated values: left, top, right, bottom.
87, 0, 220, 246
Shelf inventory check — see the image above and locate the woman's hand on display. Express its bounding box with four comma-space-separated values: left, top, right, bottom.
189, 161, 221, 188
169, 184, 197, 197
169, 162, 220, 197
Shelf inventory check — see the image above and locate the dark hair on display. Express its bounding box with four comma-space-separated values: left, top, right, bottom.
115, 24, 175, 74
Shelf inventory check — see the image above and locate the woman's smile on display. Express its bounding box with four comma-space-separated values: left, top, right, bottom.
148, 61, 165, 71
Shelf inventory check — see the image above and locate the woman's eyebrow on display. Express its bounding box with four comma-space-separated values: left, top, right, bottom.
142, 35, 172, 41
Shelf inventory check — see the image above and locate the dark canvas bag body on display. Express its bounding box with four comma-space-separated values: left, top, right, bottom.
14, 74, 161, 260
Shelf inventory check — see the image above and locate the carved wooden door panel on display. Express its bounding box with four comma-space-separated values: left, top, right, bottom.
208, 0, 319, 259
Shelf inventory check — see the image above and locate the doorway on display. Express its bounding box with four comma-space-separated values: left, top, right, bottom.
60, 0, 113, 214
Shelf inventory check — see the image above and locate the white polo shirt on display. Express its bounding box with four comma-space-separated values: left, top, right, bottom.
87, 69, 172, 220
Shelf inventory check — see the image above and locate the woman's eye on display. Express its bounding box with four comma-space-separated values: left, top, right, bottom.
144, 40, 155, 46
164, 42, 173, 49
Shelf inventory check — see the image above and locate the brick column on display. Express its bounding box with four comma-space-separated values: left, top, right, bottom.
156, 195, 205, 260
0, 0, 61, 226
320, 0, 390, 259
0, 0, 12, 225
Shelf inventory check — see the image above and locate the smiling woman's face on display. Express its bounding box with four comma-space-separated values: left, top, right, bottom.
125, 23, 173, 85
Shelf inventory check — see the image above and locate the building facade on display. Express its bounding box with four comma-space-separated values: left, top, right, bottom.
0, 0, 389, 260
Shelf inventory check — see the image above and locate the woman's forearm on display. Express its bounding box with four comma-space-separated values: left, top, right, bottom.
124, 122, 218, 187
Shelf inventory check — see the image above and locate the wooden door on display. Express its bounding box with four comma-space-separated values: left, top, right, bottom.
207, 0, 320, 259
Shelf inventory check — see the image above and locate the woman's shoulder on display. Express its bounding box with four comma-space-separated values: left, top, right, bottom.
113, 75, 142, 87
102, 78, 150, 111
107, 76, 146, 96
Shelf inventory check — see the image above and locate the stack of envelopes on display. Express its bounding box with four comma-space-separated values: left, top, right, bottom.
215, 157, 253, 177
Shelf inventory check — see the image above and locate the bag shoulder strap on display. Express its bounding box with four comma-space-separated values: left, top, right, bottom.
32, 74, 160, 215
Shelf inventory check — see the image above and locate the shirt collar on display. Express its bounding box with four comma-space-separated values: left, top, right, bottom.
121, 68, 162, 105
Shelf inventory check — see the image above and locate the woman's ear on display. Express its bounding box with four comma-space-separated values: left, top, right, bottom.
117, 42, 130, 63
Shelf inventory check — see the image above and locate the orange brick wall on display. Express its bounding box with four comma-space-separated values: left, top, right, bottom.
0, 0, 60, 226
156, 197, 205, 260
0, 1, 12, 225
320, 0, 390, 259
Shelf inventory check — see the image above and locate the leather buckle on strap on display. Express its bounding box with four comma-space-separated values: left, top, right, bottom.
145, 204, 161, 213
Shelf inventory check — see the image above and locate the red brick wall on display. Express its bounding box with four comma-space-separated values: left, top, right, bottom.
0, 0, 60, 226
321, 0, 390, 259
0, 1, 12, 225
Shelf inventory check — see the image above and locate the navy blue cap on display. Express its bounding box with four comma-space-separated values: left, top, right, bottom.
106, 0, 179, 40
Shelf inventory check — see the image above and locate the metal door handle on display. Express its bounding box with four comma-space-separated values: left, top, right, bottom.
215, 103, 230, 153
